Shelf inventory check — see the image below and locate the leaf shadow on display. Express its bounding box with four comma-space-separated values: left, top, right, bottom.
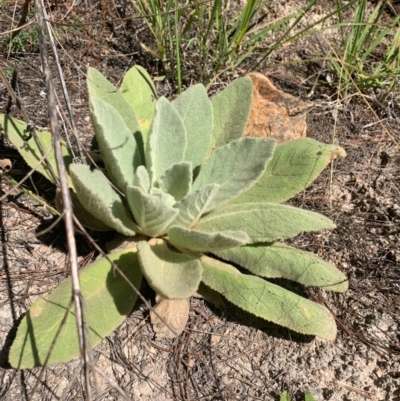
0, 314, 24, 369
104, 251, 143, 317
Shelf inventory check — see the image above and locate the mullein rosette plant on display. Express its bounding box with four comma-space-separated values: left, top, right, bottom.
0, 66, 347, 369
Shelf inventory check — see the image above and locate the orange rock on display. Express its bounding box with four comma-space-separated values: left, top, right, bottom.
244, 72, 312, 143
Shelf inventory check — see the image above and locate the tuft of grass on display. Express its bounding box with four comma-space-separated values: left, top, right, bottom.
326, 0, 400, 98
130, 0, 309, 91
131, 0, 399, 101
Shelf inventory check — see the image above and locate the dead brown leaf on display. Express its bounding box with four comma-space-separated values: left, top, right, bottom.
150, 295, 189, 339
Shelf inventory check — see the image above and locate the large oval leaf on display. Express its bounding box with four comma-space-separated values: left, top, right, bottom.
231, 138, 346, 204
209, 77, 253, 151
137, 240, 202, 299
119, 65, 156, 144
214, 243, 348, 292
87, 67, 140, 135
0, 114, 74, 186
192, 137, 276, 211
70, 164, 138, 236
55, 188, 113, 231
146, 97, 187, 184
168, 226, 250, 252
195, 203, 336, 242
90, 97, 141, 192
201, 256, 337, 340
172, 84, 213, 169
87, 67, 145, 162
9, 249, 142, 369
158, 161, 192, 201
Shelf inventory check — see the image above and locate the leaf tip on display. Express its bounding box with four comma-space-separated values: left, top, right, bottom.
325, 146, 346, 161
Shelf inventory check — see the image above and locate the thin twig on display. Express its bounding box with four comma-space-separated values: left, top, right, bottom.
93, 366, 133, 401
0, 19, 35, 37
43, 14, 86, 163
34, 1, 94, 400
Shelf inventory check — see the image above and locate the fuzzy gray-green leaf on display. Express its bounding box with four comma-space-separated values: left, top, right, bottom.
133, 165, 150, 192
126, 185, 178, 236
172, 84, 212, 169
119, 65, 156, 143
87, 67, 140, 135
214, 243, 348, 292
137, 240, 202, 299
174, 184, 220, 227
9, 248, 142, 369
70, 164, 137, 236
209, 77, 253, 150
158, 161, 192, 201
146, 97, 187, 184
90, 97, 141, 192
195, 203, 335, 242
232, 138, 347, 204
192, 138, 276, 211
168, 226, 250, 252
201, 256, 337, 340
0, 114, 74, 186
